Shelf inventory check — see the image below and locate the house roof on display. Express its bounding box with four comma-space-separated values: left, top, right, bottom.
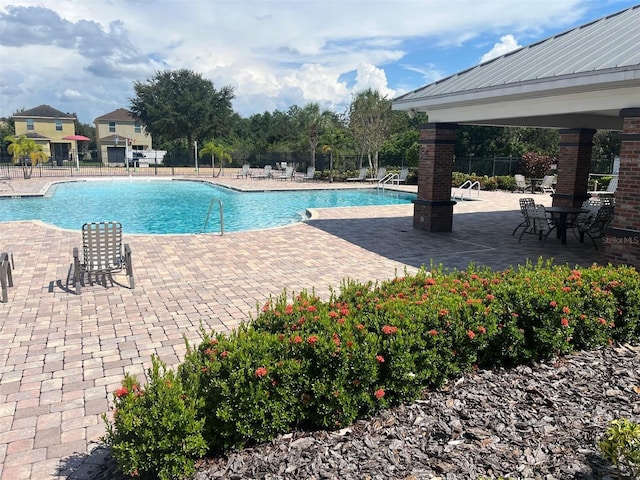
94, 108, 136, 122
13, 105, 75, 119
392, 5, 640, 130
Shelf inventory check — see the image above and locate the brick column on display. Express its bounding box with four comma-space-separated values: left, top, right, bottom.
605, 108, 640, 267
553, 129, 595, 208
413, 123, 457, 232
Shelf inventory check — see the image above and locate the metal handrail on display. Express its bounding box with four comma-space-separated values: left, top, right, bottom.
453, 180, 481, 200
202, 198, 224, 235
377, 172, 399, 191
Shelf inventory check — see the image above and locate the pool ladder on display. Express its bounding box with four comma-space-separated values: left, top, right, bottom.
202, 198, 224, 235
452, 180, 481, 201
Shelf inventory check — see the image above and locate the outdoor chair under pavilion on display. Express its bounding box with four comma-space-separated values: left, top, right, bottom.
517, 203, 553, 243
573, 204, 615, 250
512, 197, 536, 236
72, 222, 134, 295
346, 167, 367, 182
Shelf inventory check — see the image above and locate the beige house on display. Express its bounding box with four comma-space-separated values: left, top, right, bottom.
13, 105, 77, 165
94, 108, 152, 165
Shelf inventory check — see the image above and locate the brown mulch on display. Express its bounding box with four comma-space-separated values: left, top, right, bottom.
191, 344, 640, 480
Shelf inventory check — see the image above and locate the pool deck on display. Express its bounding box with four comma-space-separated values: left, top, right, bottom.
0, 175, 606, 479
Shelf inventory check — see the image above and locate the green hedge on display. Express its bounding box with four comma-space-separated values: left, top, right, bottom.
103, 260, 640, 479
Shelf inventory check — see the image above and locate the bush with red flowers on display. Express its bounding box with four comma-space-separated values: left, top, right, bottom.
104, 261, 640, 479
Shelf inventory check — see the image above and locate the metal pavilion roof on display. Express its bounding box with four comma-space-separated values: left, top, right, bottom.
393, 5, 640, 129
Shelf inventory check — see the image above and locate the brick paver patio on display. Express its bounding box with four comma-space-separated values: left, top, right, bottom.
0, 174, 605, 479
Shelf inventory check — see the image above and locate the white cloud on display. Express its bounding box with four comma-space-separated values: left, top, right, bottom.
479, 34, 522, 63
0, 0, 629, 122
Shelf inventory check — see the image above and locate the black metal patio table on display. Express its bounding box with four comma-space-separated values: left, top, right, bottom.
545, 206, 589, 245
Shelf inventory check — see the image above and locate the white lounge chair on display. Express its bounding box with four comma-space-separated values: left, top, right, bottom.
235, 164, 250, 178
346, 168, 367, 182
591, 176, 617, 197
366, 167, 387, 182
514, 174, 532, 193
252, 165, 272, 180
536, 175, 556, 193
297, 166, 315, 181
276, 166, 294, 181
397, 168, 409, 184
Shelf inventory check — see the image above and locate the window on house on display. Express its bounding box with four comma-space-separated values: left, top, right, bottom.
109, 121, 116, 132
135, 122, 142, 133
55, 120, 63, 131
27, 119, 34, 130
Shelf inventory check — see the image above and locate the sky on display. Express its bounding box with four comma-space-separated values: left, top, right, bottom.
0, 0, 638, 125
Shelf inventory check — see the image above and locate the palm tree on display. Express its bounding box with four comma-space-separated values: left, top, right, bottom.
199, 140, 233, 178
297, 103, 333, 169
4, 134, 47, 179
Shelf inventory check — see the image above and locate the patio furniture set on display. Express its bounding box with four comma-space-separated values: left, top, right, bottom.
514, 196, 615, 249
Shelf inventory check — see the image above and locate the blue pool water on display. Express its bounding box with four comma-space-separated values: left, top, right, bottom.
0, 179, 416, 234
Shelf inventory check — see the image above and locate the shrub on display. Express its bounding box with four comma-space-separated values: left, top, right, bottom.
496, 175, 516, 191
520, 152, 552, 178
104, 262, 640, 478
599, 418, 640, 479
102, 356, 207, 480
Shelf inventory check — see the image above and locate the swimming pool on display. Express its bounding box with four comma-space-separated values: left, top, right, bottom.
0, 179, 416, 234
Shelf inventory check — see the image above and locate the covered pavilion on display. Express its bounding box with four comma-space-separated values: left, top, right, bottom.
392, 4, 640, 267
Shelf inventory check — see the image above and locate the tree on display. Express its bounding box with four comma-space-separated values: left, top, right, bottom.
348, 89, 392, 174
130, 69, 234, 155
199, 141, 233, 177
294, 103, 334, 168
4, 134, 47, 179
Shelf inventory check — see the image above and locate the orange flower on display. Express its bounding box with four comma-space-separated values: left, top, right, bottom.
292, 335, 303, 344
562, 306, 571, 314
356, 323, 365, 331
598, 317, 607, 325
255, 367, 268, 378
561, 318, 569, 327
375, 355, 385, 363
439, 308, 449, 316
382, 325, 398, 335
115, 387, 129, 398
486, 294, 495, 301
374, 388, 385, 400
428, 329, 438, 336
307, 335, 319, 346
285, 304, 294, 315
549, 301, 557, 307
467, 330, 476, 339
306, 305, 317, 312
329, 311, 339, 318
477, 325, 486, 334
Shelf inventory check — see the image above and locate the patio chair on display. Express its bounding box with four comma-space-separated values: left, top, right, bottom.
276, 166, 294, 181
252, 165, 272, 180
536, 175, 556, 193
514, 174, 532, 193
518, 204, 552, 243
73, 222, 134, 295
297, 166, 315, 181
397, 168, 409, 184
512, 197, 535, 236
1, 252, 14, 303
591, 176, 618, 197
346, 167, 367, 182
366, 167, 387, 182
235, 164, 251, 178
573, 204, 615, 250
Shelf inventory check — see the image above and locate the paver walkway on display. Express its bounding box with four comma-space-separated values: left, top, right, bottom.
0, 175, 605, 479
